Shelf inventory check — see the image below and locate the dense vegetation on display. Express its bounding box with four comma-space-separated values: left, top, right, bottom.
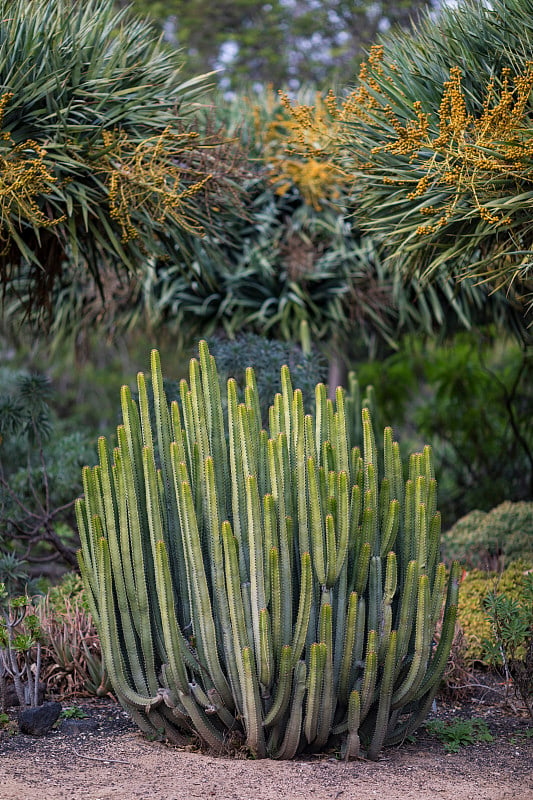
0, 0, 532, 754
280, 0, 533, 324
0, 0, 243, 329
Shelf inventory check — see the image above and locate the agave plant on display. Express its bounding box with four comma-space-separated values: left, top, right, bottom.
77, 342, 460, 759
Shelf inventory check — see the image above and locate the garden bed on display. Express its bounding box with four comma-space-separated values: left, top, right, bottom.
1, 678, 531, 800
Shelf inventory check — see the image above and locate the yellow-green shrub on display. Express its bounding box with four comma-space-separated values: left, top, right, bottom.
458, 560, 533, 662
442, 502, 533, 570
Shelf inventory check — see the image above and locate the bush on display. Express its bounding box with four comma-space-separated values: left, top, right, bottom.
77, 341, 460, 760
355, 333, 533, 528
458, 561, 533, 662
45, 572, 87, 615
443, 502, 533, 570
207, 332, 327, 424
36, 591, 110, 699
483, 573, 533, 717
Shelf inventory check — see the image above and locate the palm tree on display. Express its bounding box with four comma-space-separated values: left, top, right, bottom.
282, 0, 533, 332
0, 0, 240, 329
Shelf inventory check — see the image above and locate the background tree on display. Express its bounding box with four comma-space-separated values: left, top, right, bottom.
121, 0, 431, 90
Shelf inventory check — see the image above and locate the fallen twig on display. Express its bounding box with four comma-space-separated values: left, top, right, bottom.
72, 747, 132, 765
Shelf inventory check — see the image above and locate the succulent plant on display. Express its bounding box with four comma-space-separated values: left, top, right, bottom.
76, 341, 460, 759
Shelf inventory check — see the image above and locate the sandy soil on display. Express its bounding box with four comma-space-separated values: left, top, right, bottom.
1, 698, 532, 800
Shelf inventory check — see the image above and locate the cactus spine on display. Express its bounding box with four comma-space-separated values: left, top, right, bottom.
77, 342, 460, 759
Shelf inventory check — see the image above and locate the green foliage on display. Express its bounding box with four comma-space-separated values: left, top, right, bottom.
426, 718, 493, 752
46, 573, 87, 615
457, 561, 532, 662
141, 89, 515, 362
355, 333, 533, 527
322, 0, 533, 319
415, 338, 532, 522
442, 502, 533, 570
0, 553, 43, 597
0, 367, 95, 569
141, 89, 401, 357
59, 706, 89, 719
207, 333, 327, 424
483, 575, 533, 665
77, 341, 460, 760
0, 0, 238, 331
36, 590, 111, 698
483, 573, 533, 717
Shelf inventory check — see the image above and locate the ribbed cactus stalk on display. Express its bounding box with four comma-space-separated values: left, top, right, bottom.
76, 342, 460, 759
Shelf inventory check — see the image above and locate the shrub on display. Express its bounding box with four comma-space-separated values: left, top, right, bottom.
458, 561, 532, 662
77, 341, 460, 760
46, 573, 87, 615
30, 571, 109, 698
483, 573, 533, 718
207, 332, 327, 424
36, 593, 110, 699
443, 502, 533, 570
356, 333, 533, 528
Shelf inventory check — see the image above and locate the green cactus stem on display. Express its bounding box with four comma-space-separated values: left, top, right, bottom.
77, 342, 460, 760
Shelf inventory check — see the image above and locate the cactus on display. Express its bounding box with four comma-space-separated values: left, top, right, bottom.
77, 342, 460, 759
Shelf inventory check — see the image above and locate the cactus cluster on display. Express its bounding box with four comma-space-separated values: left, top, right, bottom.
76, 342, 460, 759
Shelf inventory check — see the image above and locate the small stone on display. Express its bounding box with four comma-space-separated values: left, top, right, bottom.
60, 717, 99, 736
18, 701, 62, 736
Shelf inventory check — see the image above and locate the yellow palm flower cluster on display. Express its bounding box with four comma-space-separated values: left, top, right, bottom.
258, 89, 353, 210
269, 155, 344, 211
277, 46, 388, 142
279, 51, 533, 235
266, 49, 393, 205
394, 64, 533, 234
0, 93, 65, 249
98, 127, 212, 243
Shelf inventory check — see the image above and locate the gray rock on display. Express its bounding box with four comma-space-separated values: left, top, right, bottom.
60, 716, 98, 736
18, 701, 62, 736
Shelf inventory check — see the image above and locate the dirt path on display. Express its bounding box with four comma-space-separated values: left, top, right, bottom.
1, 700, 532, 800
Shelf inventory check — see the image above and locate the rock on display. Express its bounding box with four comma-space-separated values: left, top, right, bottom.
18, 701, 62, 736
60, 716, 99, 736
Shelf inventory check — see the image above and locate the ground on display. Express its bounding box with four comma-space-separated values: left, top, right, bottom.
1, 682, 532, 800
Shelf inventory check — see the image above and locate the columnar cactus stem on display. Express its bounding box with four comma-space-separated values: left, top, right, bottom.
77, 343, 460, 760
